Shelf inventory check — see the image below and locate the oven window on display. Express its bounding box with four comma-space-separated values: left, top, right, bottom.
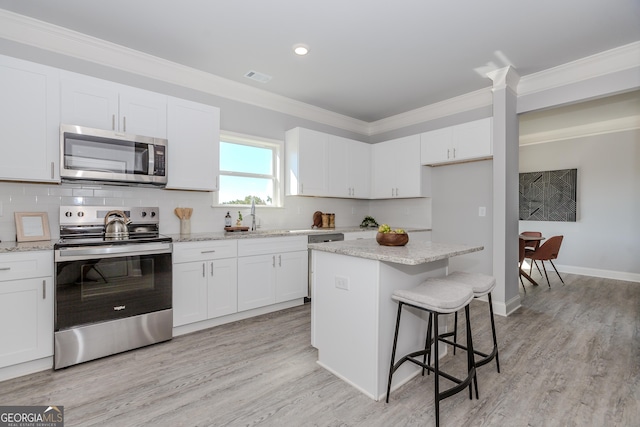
55, 252, 172, 331
80, 257, 154, 298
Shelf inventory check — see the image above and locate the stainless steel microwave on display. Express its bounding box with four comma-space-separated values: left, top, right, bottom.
60, 124, 167, 186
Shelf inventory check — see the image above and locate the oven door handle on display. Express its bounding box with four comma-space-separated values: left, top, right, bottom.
55, 242, 172, 261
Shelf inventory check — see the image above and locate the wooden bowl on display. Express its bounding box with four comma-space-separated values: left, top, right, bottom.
376, 232, 409, 246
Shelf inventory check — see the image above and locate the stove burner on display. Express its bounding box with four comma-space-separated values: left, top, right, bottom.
56, 206, 170, 248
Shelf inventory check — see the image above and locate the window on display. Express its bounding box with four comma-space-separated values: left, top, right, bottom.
215, 131, 283, 207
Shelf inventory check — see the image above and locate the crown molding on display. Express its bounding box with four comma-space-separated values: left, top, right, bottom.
518, 41, 640, 96
519, 115, 640, 145
367, 88, 493, 135
0, 10, 637, 138
0, 10, 370, 135
487, 66, 520, 93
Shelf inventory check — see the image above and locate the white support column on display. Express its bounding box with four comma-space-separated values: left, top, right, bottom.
487, 66, 521, 316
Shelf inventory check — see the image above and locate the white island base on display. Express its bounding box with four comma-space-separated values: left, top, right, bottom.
310, 240, 482, 401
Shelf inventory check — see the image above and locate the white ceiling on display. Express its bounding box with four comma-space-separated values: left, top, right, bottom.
0, 0, 638, 122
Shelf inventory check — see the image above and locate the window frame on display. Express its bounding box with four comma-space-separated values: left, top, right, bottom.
213, 130, 284, 208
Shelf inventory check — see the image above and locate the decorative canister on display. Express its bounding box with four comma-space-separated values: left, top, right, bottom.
321, 213, 330, 228
180, 219, 191, 235
329, 213, 335, 228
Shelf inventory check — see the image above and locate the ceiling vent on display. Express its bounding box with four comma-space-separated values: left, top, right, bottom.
244, 70, 272, 83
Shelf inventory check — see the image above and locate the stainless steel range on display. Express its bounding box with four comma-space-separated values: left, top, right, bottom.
53, 206, 172, 369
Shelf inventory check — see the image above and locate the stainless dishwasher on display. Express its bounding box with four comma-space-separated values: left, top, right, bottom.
306, 233, 344, 302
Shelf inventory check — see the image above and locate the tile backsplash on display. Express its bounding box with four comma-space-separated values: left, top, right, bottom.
0, 181, 429, 242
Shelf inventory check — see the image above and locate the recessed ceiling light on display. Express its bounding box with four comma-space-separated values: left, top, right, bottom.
293, 44, 309, 56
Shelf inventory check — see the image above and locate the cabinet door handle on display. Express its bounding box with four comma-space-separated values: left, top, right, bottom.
272, 255, 275, 267
453, 148, 456, 158
201, 250, 216, 254
51, 162, 55, 179
202, 263, 205, 277
300, 183, 304, 194
123, 116, 127, 132
42, 280, 46, 299
0, 267, 10, 271
210, 262, 213, 276
278, 255, 282, 267
112, 114, 116, 130
396, 187, 399, 197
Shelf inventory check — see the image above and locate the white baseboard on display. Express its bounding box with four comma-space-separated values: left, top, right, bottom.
556, 264, 640, 283
173, 299, 304, 337
493, 295, 522, 317
0, 357, 52, 382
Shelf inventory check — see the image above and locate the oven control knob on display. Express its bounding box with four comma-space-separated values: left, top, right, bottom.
77, 211, 84, 217
150, 211, 156, 217
141, 211, 147, 217
65, 211, 73, 217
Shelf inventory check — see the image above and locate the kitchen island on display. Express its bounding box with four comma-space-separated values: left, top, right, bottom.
308, 238, 483, 401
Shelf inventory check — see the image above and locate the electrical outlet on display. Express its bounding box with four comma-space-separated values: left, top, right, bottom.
335, 276, 350, 290
479, 206, 486, 217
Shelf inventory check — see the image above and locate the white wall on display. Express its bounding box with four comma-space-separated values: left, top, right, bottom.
519, 129, 640, 281
430, 160, 494, 274
0, 178, 432, 241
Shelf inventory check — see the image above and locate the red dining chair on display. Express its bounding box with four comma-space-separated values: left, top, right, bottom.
521, 231, 543, 275
525, 235, 565, 287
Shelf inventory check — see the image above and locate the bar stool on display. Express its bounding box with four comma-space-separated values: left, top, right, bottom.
438, 271, 500, 372
386, 278, 478, 427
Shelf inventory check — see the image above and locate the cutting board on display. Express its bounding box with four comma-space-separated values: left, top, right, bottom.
224, 226, 249, 232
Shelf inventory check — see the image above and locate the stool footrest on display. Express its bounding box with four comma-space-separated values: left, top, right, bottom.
438, 336, 498, 368
391, 350, 473, 391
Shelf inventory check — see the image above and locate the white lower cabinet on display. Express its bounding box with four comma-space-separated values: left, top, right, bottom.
237, 236, 308, 312
0, 251, 53, 369
343, 230, 378, 240
172, 241, 238, 327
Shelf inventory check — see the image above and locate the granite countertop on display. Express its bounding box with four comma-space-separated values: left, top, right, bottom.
0, 240, 57, 253
0, 227, 432, 252
308, 239, 482, 266
170, 226, 430, 243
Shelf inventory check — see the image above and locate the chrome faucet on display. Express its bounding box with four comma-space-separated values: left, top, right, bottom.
250, 197, 256, 231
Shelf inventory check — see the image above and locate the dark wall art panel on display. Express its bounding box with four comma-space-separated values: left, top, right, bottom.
519, 168, 577, 222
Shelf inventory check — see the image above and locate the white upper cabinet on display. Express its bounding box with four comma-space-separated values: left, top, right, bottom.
286, 128, 370, 198
61, 71, 167, 138
166, 97, 220, 191
347, 138, 371, 199
420, 118, 493, 165
0, 55, 60, 183
371, 134, 426, 199
285, 127, 329, 196
327, 135, 371, 198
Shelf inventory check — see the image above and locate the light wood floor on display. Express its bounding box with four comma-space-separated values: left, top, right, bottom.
1, 272, 638, 426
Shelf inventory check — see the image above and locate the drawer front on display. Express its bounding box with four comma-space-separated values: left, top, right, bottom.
238, 236, 307, 257
173, 240, 238, 263
0, 251, 53, 281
